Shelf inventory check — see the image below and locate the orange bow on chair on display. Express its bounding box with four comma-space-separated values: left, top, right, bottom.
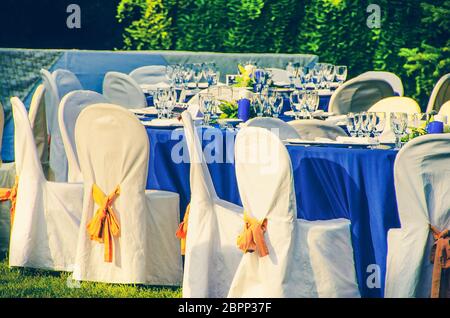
176, 203, 190, 255
430, 225, 450, 298
87, 184, 121, 263
237, 212, 269, 257
0, 176, 19, 227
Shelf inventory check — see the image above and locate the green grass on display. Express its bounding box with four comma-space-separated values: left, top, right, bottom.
0, 257, 181, 298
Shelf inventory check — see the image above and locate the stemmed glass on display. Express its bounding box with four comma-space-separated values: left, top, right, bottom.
356, 112, 369, 137
304, 90, 319, 118
370, 112, 386, 142
346, 113, 358, 137
165, 87, 178, 118
269, 90, 283, 118
153, 90, 163, 119
252, 94, 265, 117
390, 112, 408, 149
200, 94, 214, 126
193, 63, 204, 89
289, 90, 305, 119
323, 64, 335, 89
335, 66, 348, 85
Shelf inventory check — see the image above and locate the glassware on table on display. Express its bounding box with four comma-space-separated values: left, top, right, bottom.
153, 90, 163, 119
252, 94, 265, 117
200, 94, 214, 126
165, 87, 178, 118
369, 112, 386, 142
269, 90, 283, 118
335, 65, 348, 85
346, 113, 358, 137
390, 112, 408, 149
193, 63, 204, 89
323, 64, 335, 89
356, 112, 369, 137
304, 90, 319, 118
289, 90, 306, 119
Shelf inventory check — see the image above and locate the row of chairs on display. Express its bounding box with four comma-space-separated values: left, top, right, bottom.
4, 98, 182, 285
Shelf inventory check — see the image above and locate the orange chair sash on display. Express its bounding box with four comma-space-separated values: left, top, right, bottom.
87, 184, 121, 263
176, 203, 190, 255
0, 176, 19, 227
430, 225, 450, 298
237, 212, 269, 257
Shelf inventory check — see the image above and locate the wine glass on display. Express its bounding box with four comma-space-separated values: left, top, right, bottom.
356, 112, 369, 137
269, 90, 283, 118
370, 112, 386, 142
193, 63, 204, 89
200, 94, 214, 126
304, 90, 319, 118
390, 112, 408, 149
252, 94, 265, 117
289, 90, 305, 119
335, 66, 348, 84
346, 113, 358, 137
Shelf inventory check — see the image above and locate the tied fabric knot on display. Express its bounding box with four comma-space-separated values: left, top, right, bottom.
0, 176, 19, 227
237, 212, 269, 257
175, 203, 190, 255
87, 184, 121, 263
430, 225, 450, 298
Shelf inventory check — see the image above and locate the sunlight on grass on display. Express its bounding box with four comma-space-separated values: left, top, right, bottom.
0, 258, 181, 298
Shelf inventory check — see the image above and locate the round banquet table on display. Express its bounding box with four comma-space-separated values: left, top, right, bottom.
145, 126, 400, 298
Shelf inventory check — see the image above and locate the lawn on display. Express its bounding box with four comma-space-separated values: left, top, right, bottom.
0, 256, 182, 298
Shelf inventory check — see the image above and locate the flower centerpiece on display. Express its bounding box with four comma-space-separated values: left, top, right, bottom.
233, 64, 256, 88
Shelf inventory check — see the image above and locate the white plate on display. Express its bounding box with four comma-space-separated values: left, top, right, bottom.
284, 110, 335, 118
129, 107, 158, 115
142, 119, 183, 128
286, 138, 378, 147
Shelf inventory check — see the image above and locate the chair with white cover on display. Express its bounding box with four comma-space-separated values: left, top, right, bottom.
59, 90, 107, 183
289, 119, 347, 140
0, 102, 16, 256
244, 117, 300, 140
385, 134, 450, 298
28, 84, 49, 176
180, 111, 244, 297
228, 127, 360, 297
7, 97, 83, 270
426, 74, 450, 114
103, 72, 147, 109
357, 71, 404, 96
328, 77, 395, 115
73, 103, 181, 285
129, 65, 169, 85
40, 69, 83, 182
438, 100, 450, 119
368, 97, 421, 142
266, 68, 292, 85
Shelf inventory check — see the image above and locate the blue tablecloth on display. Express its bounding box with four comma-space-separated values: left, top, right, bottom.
145, 126, 400, 298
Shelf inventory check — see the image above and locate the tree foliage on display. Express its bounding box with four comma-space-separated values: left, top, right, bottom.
117, 0, 450, 107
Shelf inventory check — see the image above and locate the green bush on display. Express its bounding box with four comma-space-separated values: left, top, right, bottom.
117, 0, 450, 108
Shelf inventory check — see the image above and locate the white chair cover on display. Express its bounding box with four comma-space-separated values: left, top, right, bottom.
426, 74, 450, 113
266, 68, 292, 85
129, 65, 169, 85
40, 69, 83, 182
328, 77, 395, 115
369, 97, 421, 142
289, 119, 347, 140
103, 72, 147, 108
74, 103, 181, 285
8, 97, 83, 271
228, 127, 360, 297
385, 134, 450, 297
181, 111, 244, 298
59, 90, 107, 183
438, 100, 450, 118
357, 71, 404, 96
245, 117, 300, 140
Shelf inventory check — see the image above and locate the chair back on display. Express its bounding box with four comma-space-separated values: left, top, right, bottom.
59, 90, 107, 182
129, 65, 169, 85
103, 72, 147, 108
289, 119, 347, 140
357, 71, 404, 96
328, 77, 395, 114
426, 74, 450, 113
245, 117, 300, 140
